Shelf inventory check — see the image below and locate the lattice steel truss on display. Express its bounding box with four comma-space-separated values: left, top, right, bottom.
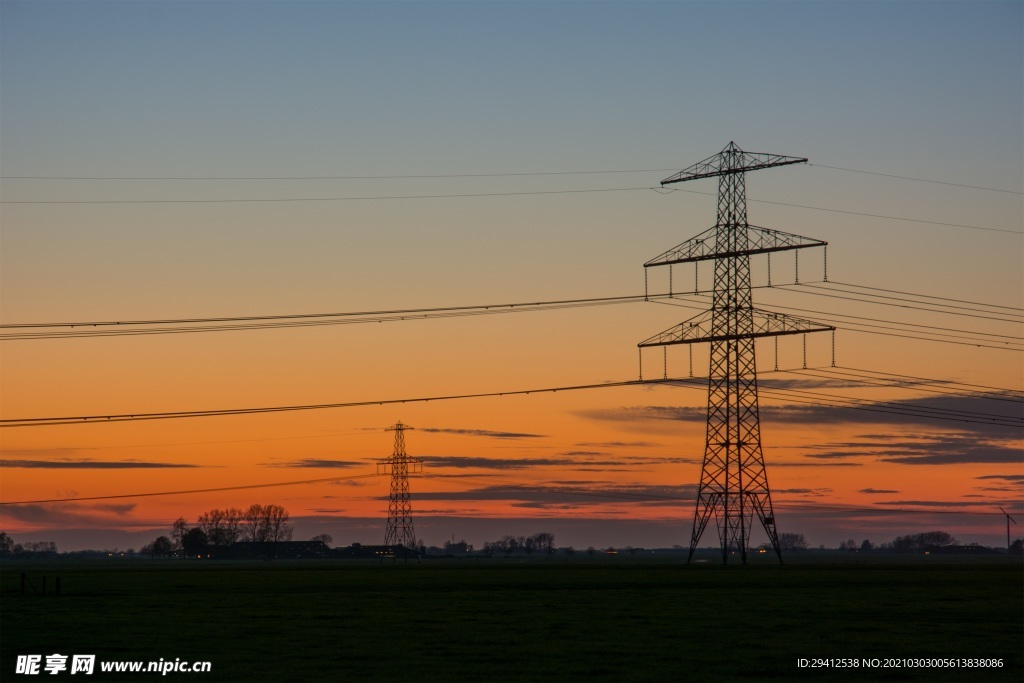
378, 421, 422, 552
641, 142, 833, 564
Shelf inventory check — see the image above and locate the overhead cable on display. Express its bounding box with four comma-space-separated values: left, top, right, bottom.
0, 185, 1016, 235
0, 378, 672, 428
6, 162, 1020, 195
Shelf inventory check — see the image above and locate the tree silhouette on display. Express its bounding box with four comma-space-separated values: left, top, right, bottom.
171, 518, 189, 555
891, 531, 957, 552
142, 536, 174, 558
181, 528, 208, 557
198, 508, 244, 546
778, 533, 808, 551
242, 504, 293, 542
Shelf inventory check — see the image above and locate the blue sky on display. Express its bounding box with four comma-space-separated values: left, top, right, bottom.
3, 1, 1021, 179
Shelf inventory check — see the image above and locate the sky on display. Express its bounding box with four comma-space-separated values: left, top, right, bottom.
1, 0, 1021, 553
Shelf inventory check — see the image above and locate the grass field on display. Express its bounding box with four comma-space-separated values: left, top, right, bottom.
2, 556, 1021, 682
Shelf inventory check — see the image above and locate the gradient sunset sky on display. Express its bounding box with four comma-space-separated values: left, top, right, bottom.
1, 0, 1021, 552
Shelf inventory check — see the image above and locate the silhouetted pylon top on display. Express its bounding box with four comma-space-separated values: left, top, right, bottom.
661, 141, 807, 186
383, 421, 415, 461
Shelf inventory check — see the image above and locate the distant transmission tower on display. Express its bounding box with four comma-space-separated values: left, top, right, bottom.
640, 142, 833, 564
378, 421, 423, 554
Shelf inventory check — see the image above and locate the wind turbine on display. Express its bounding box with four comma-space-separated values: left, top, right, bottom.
998, 507, 1017, 553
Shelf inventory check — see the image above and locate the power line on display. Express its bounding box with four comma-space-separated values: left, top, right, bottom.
752, 385, 1023, 428
827, 281, 1024, 314
8, 293, 1021, 351
4, 277, 1016, 339
657, 185, 1020, 234
416, 474, 1014, 518
731, 193, 1023, 235
0, 186, 656, 204
29, 367, 1013, 430
0, 378, 671, 428
0, 473, 381, 505
757, 381, 1023, 427
4, 467, 1011, 517
799, 320, 1020, 352
0, 300, 645, 340
0, 168, 682, 181
669, 379, 1022, 429
664, 371, 1023, 427
797, 283, 1023, 322
6, 163, 1019, 195
1, 184, 1016, 235
809, 163, 1024, 195
773, 284, 1023, 324
0, 293, 662, 340
0, 431, 367, 455
772, 502, 1017, 516
654, 298, 1024, 352
832, 365, 1024, 397
657, 296, 1021, 344
791, 367, 1024, 405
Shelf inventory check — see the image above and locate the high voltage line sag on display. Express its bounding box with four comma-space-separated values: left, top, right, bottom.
780, 283, 1023, 323
756, 384, 1021, 425
2, 281, 1018, 340
0, 186, 653, 204
819, 280, 1024, 314
415, 474, 1018, 517
667, 380, 1022, 429
2, 370, 1020, 430
0, 378, 666, 428
2, 469, 1013, 515
828, 366, 1024, 398
654, 298, 1023, 351
0, 473, 381, 505
790, 367, 1024, 404
0, 186, 1017, 235
0, 293, 661, 336
819, 280, 1024, 315
807, 164, 1023, 194
4, 163, 1020, 194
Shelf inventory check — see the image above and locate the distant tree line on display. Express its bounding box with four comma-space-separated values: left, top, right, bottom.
763, 530, 1003, 554
783, 530, 1023, 554
482, 532, 556, 556
142, 504, 295, 558
881, 531, 957, 552
777, 533, 808, 551
838, 538, 876, 552
833, 531, 958, 553
0, 532, 57, 556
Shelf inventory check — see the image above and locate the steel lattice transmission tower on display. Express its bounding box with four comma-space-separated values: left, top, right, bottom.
640, 142, 833, 564
378, 421, 423, 552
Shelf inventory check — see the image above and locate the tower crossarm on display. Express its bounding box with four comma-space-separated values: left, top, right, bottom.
644, 225, 826, 268
661, 142, 807, 186
638, 309, 834, 348
376, 456, 424, 475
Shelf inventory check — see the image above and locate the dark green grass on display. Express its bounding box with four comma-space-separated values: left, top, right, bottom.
2, 558, 1021, 682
